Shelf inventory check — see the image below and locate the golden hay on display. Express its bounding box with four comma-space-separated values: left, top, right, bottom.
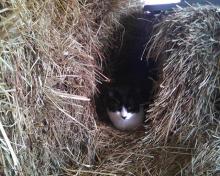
1, 0, 220, 175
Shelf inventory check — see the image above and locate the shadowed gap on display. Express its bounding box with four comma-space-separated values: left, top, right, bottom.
95, 12, 161, 126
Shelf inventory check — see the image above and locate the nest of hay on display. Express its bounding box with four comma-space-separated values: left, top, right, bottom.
1, 0, 220, 175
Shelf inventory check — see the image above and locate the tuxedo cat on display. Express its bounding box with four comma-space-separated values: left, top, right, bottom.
103, 59, 154, 131
104, 83, 145, 130
99, 14, 156, 131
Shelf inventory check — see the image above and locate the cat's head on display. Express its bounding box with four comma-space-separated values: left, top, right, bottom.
104, 84, 143, 119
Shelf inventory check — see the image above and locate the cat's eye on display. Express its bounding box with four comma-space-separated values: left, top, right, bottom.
110, 98, 120, 105
127, 106, 134, 111
126, 104, 140, 112
107, 98, 121, 111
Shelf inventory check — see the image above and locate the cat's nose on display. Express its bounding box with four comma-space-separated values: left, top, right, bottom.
121, 115, 126, 119
121, 107, 128, 118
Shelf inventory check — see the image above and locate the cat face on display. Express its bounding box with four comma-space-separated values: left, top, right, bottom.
105, 85, 142, 119
107, 105, 144, 130
104, 85, 144, 130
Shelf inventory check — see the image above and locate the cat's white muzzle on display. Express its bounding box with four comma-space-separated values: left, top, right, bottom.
107, 106, 144, 131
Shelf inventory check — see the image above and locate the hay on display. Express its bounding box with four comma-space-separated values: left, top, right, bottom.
145, 5, 220, 175
1, 0, 220, 175
0, 0, 144, 175
183, 132, 220, 175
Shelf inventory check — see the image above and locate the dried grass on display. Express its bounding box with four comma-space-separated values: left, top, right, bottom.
0, 0, 144, 175
145, 5, 220, 175
183, 129, 220, 175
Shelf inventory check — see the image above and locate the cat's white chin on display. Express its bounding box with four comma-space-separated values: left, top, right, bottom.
107, 106, 144, 131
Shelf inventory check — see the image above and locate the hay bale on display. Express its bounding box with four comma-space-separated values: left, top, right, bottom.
1, 0, 98, 175
145, 5, 220, 175
0, 0, 144, 175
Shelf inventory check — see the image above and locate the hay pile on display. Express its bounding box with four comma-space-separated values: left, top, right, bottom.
0, 0, 145, 175
1, 0, 220, 175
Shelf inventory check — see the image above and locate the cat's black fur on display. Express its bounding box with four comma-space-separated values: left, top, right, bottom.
104, 83, 142, 113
